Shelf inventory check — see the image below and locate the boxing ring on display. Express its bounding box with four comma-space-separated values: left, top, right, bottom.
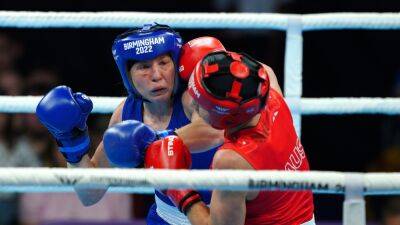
1, 11, 400, 225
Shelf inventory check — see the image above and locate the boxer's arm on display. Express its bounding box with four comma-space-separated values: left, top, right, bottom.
177, 91, 224, 153
188, 191, 246, 225
187, 149, 252, 225
87, 106, 122, 168
69, 99, 125, 206
261, 63, 283, 97
68, 99, 125, 168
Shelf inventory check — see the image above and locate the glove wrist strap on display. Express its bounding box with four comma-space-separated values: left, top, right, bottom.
168, 190, 201, 215
179, 191, 201, 214
156, 129, 177, 139
58, 129, 90, 163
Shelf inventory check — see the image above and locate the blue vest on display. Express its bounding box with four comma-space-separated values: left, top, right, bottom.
122, 94, 217, 205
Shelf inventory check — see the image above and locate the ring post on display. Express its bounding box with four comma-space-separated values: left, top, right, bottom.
284, 15, 303, 136
343, 173, 366, 225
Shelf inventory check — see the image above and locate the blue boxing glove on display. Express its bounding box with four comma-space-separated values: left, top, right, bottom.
103, 120, 176, 168
36, 85, 93, 163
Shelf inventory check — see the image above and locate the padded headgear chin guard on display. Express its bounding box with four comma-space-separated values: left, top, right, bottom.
188, 51, 270, 129
112, 23, 183, 98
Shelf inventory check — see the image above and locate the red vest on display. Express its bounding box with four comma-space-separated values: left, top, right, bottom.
220, 89, 314, 225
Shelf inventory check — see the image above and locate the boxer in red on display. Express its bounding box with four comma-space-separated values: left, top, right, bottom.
145, 50, 315, 225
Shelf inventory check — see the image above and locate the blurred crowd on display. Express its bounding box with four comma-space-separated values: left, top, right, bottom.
0, 32, 137, 225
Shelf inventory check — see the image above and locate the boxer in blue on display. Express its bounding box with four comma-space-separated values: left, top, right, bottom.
36, 23, 226, 225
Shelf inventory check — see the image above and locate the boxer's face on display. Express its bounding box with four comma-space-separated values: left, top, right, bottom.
130, 54, 175, 103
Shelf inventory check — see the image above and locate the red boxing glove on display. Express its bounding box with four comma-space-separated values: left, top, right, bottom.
145, 136, 201, 214
145, 135, 191, 169
179, 36, 226, 81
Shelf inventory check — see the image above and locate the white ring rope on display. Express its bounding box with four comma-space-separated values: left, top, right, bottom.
0, 168, 399, 195
0, 12, 398, 116
0, 12, 400, 30
1, 96, 399, 115
287, 97, 400, 115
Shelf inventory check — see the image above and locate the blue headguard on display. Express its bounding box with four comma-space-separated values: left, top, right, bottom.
112, 23, 183, 98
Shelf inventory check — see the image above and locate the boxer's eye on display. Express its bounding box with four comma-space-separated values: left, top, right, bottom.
135, 63, 151, 71
159, 60, 167, 65
158, 56, 172, 66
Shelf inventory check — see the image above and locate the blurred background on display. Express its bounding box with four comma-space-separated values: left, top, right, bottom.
0, 0, 400, 225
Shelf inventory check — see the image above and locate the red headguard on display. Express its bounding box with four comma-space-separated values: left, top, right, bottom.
188, 51, 270, 130
179, 36, 226, 81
